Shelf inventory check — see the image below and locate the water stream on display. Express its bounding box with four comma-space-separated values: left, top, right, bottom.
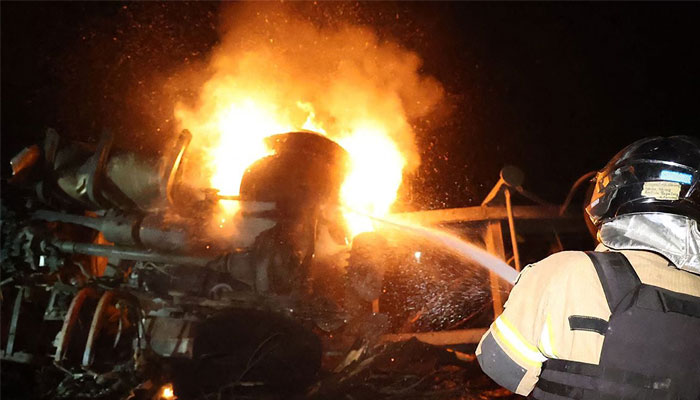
363, 214, 520, 285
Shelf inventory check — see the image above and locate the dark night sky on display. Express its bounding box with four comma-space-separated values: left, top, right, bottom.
2, 1, 699, 211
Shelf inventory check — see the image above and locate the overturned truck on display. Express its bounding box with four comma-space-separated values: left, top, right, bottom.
1, 129, 372, 399
2, 127, 525, 400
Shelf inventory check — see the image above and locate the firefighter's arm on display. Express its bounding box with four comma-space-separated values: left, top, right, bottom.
476, 252, 573, 395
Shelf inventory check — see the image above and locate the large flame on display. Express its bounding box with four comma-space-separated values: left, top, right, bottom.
336, 126, 407, 235
175, 4, 442, 238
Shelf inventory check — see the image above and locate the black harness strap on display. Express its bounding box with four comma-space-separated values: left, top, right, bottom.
535, 378, 621, 400
660, 290, 700, 318
535, 377, 664, 400
584, 251, 641, 312
542, 359, 669, 389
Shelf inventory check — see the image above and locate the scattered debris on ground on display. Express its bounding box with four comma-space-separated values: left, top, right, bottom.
308, 338, 517, 400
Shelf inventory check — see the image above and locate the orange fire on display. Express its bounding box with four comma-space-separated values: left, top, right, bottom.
176, 97, 405, 237
336, 127, 407, 235
174, 5, 442, 239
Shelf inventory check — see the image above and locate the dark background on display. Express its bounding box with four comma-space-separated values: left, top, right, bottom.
2, 1, 699, 211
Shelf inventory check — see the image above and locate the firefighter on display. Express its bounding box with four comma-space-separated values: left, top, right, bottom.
476, 136, 700, 399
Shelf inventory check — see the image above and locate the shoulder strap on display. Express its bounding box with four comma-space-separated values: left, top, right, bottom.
658, 289, 700, 318
584, 251, 641, 312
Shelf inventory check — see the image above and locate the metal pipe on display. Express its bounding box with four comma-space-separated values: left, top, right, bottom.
504, 188, 522, 271
55, 287, 99, 362
49, 240, 214, 267
481, 178, 504, 206
33, 210, 103, 230
513, 185, 552, 206
559, 170, 597, 216
83, 291, 115, 367
162, 130, 192, 207
34, 210, 140, 246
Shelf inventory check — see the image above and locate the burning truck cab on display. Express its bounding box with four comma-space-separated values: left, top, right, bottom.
1, 128, 379, 398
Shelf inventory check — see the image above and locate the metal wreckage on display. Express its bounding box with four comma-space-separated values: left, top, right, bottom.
2, 128, 518, 400
1, 128, 347, 397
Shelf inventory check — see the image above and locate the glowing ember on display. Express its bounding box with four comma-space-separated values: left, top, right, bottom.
160, 383, 175, 399
414, 251, 422, 263
175, 5, 443, 239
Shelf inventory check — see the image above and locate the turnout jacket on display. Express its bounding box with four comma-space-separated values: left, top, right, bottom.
476, 245, 700, 397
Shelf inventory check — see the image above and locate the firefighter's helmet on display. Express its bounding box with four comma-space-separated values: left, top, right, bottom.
586, 135, 700, 227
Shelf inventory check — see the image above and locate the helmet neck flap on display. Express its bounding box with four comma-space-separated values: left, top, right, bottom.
599, 212, 700, 275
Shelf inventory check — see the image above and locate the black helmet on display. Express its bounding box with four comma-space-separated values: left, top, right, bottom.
586, 135, 700, 227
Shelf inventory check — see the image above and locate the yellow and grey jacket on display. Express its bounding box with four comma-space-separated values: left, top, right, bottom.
475, 245, 700, 396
